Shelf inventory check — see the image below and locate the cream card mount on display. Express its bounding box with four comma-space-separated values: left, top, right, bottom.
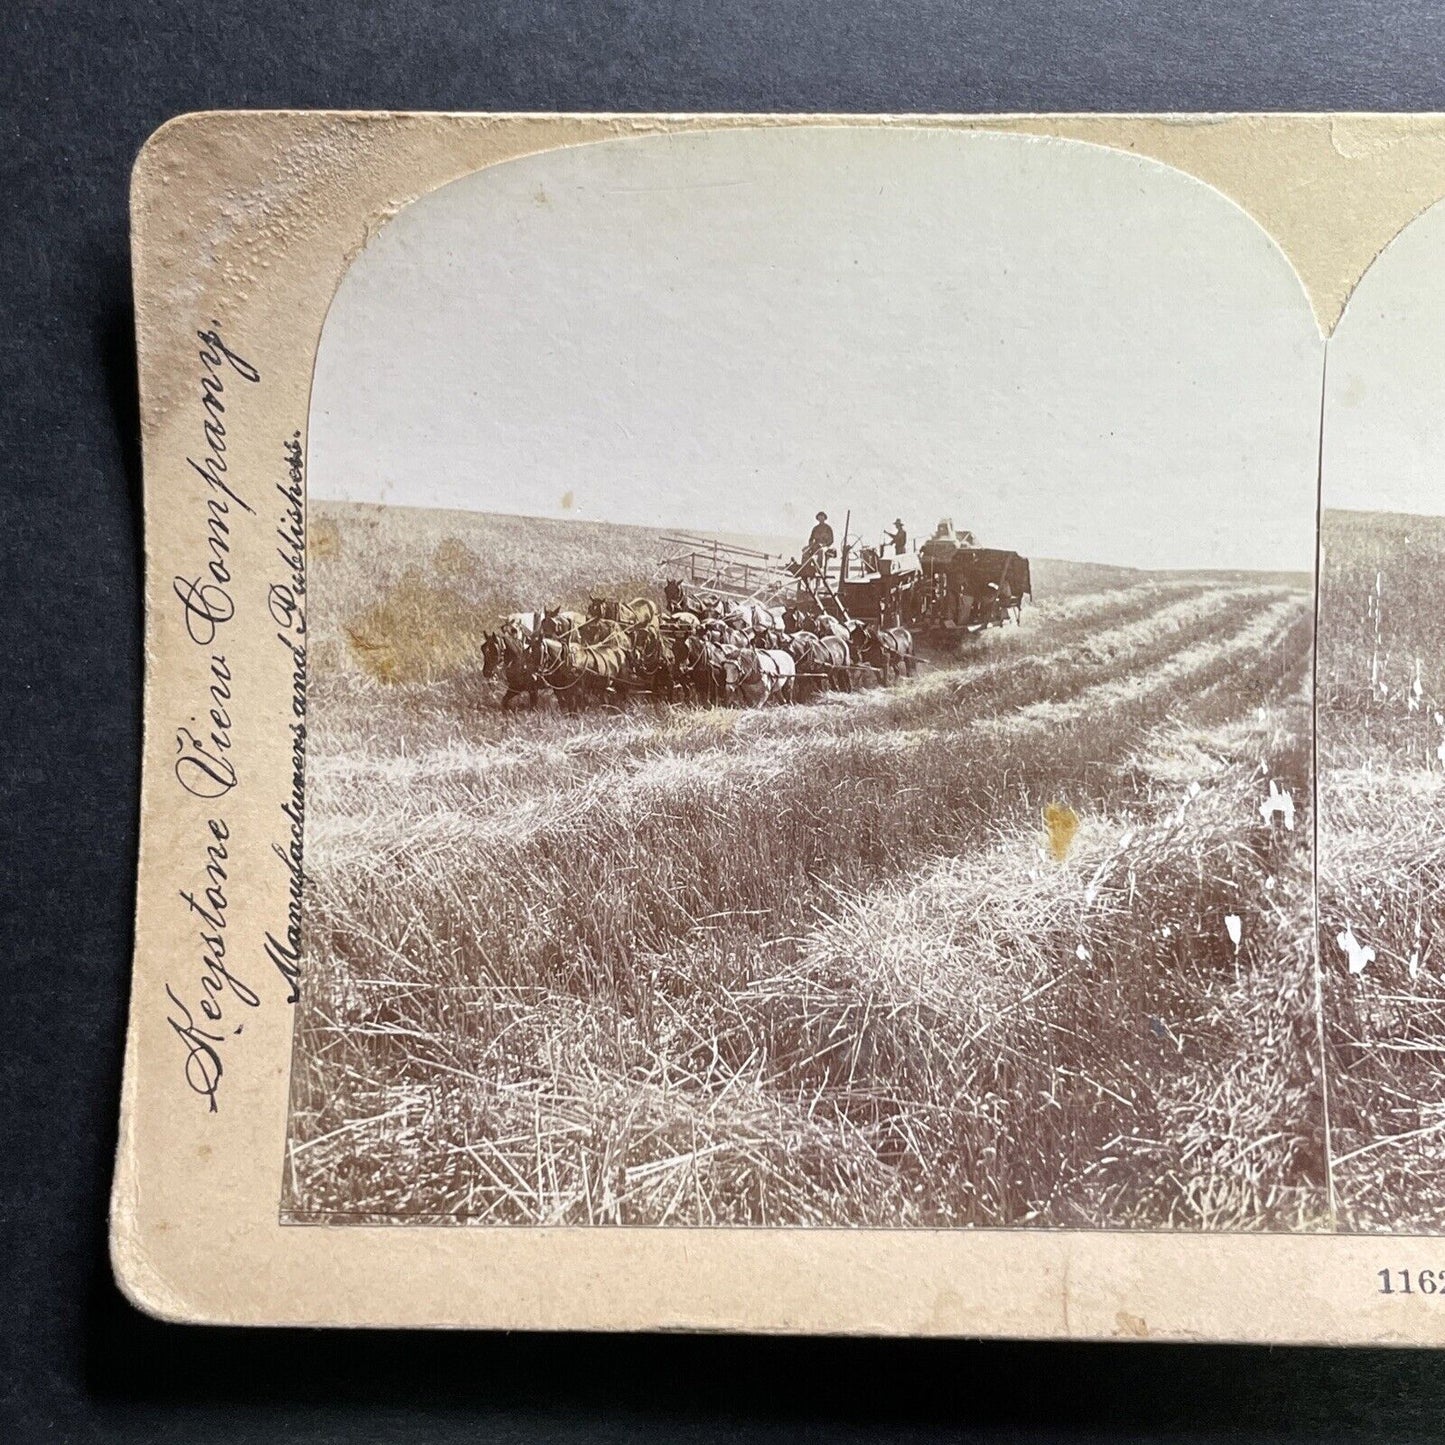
116, 111, 1445, 1341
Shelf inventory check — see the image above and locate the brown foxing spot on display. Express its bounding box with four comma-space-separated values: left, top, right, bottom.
1044, 802, 1080, 860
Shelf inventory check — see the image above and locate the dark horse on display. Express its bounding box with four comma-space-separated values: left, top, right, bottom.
673, 634, 744, 706
663, 578, 699, 616
628, 625, 682, 704
481, 629, 553, 709
549, 624, 630, 712
847, 621, 916, 685
786, 631, 850, 698
539, 606, 587, 643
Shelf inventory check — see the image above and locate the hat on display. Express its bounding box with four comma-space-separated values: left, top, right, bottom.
894, 518, 903, 525
816, 511, 827, 521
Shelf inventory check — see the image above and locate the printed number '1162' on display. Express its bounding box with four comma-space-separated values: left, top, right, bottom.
1379, 1270, 1442, 1295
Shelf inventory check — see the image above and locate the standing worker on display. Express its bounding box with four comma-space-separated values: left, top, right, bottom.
885, 518, 908, 556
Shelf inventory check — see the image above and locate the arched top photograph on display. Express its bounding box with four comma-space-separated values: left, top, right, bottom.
290, 122, 1328, 1236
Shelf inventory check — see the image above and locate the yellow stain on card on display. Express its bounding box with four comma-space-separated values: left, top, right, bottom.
1043, 803, 1080, 861
310, 516, 341, 558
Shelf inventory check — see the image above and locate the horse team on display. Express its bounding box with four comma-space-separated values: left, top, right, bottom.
479, 583, 916, 710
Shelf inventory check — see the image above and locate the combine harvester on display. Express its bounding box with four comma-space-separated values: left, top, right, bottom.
659, 508, 925, 629
659, 514, 1031, 638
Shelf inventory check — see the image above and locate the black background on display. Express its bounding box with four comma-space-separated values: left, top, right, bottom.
6, 2, 1445, 1439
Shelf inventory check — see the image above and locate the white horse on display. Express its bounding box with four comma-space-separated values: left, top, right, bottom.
753, 647, 796, 705
726, 601, 785, 633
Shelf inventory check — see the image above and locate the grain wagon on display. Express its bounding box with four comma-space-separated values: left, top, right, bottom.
914, 519, 1032, 633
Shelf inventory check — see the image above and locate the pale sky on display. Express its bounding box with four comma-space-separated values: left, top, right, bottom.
310, 127, 1325, 571
1326, 196, 1445, 518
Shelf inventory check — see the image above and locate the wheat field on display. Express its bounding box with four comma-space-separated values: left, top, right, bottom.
282, 501, 1325, 1229
1318, 508, 1445, 1232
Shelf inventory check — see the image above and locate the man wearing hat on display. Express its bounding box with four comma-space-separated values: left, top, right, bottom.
803, 511, 834, 569
885, 518, 908, 556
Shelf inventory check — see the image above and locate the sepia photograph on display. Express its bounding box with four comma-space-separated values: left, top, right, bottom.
1319, 195, 1445, 1234
281, 126, 1329, 1229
